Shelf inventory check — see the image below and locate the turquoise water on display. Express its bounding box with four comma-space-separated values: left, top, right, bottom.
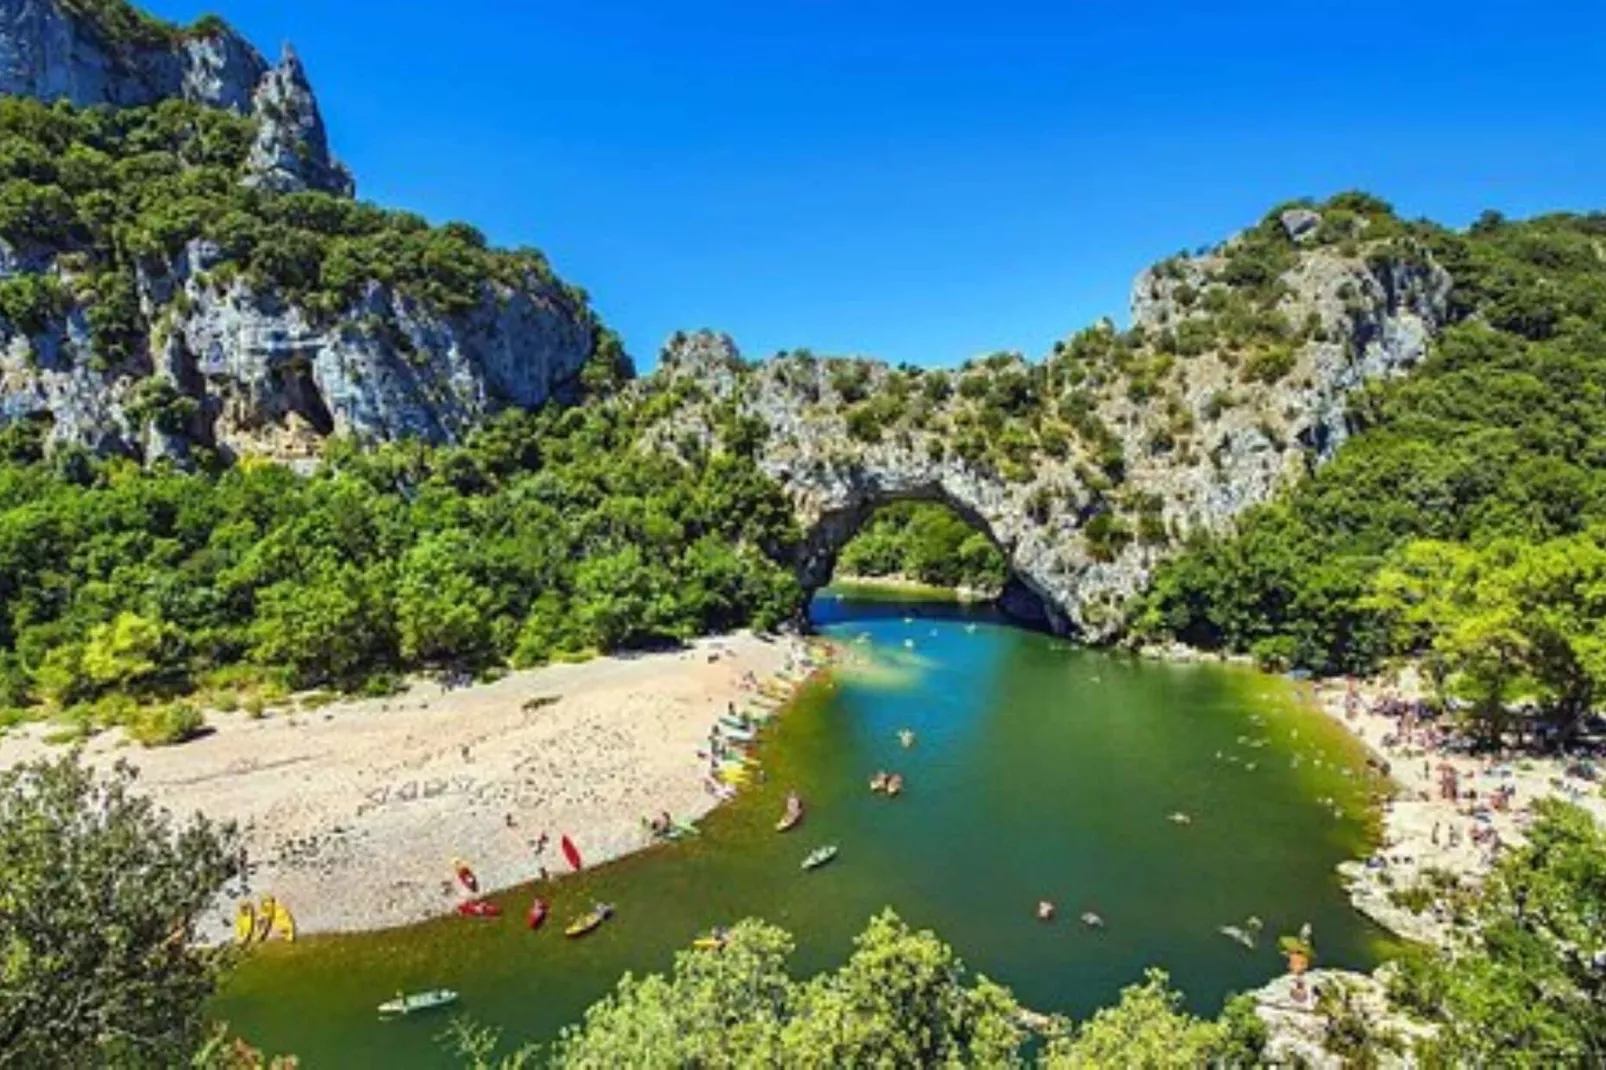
216, 594, 1391, 1066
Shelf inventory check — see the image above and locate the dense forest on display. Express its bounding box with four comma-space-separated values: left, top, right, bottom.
834, 501, 1007, 593
0, 400, 801, 743
1134, 209, 1606, 734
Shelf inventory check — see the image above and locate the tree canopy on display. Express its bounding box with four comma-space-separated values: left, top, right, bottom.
0, 754, 244, 1067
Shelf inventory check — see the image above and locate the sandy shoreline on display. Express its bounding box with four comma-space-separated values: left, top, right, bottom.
1305, 670, 1606, 945
0, 631, 832, 941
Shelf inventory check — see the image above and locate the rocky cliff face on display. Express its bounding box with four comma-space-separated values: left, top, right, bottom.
642, 208, 1451, 638
0, 0, 348, 194
0, 0, 600, 461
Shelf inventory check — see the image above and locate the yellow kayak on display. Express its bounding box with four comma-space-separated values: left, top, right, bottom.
233, 902, 256, 945
271, 902, 297, 943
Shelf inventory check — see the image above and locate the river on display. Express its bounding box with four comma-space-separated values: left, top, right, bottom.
215, 590, 1393, 1066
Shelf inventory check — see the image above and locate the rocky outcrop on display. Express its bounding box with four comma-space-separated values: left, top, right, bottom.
644, 232, 1451, 638
243, 44, 352, 197
1, 239, 596, 462
0, 0, 349, 194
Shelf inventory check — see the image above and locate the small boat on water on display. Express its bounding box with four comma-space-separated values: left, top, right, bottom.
457, 899, 502, 919
378, 989, 458, 1018
1219, 925, 1255, 949
801, 844, 838, 871
527, 897, 549, 931
693, 927, 729, 951
233, 901, 256, 945
776, 792, 804, 832
453, 858, 480, 894
565, 902, 615, 938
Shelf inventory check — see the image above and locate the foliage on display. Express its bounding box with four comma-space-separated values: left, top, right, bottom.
0, 403, 803, 720
1391, 800, 1606, 1066
1368, 531, 1606, 742
836, 501, 1007, 593
1136, 210, 1606, 674
1039, 969, 1227, 1069
534, 911, 1022, 1068
0, 755, 245, 1067
0, 94, 603, 369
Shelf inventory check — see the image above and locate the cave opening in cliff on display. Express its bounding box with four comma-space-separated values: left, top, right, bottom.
802, 496, 1053, 630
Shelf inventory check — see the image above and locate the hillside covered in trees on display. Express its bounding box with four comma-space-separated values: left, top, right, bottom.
1133, 209, 1606, 738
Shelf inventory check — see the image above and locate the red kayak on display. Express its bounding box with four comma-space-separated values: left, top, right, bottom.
454, 859, 479, 894
456, 899, 501, 919
527, 897, 549, 931
561, 834, 583, 872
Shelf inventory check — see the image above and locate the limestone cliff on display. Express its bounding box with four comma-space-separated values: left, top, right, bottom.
0, 0, 606, 462
639, 201, 1451, 638
0, 0, 348, 194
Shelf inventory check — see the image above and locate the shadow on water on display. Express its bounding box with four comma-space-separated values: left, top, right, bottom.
215, 590, 1395, 1067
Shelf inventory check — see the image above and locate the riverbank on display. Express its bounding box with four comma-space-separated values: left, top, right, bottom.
1305, 670, 1606, 944
0, 632, 833, 940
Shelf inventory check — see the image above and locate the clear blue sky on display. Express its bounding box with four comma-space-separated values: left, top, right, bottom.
148, 1, 1605, 370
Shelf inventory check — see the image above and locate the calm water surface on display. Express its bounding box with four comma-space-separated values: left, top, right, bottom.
216, 593, 1392, 1066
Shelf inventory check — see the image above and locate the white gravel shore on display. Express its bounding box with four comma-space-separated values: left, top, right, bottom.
0, 632, 832, 940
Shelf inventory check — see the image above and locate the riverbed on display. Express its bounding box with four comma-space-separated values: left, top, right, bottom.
215, 593, 1394, 1066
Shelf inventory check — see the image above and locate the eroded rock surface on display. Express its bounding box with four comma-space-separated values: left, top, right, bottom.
644, 231, 1450, 637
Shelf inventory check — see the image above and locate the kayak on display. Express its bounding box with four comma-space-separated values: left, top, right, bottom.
271, 901, 296, 943
233, 902, 256, 945
693, 929, 728, 951
776, 807, 803, 833
379, 989, 459, 1018
801, 844, 838, 871
561, 835, 583, 872
457, 899, 502, 919
720, 726, 757, 744
527, 897, 549, 931
565, 902, 614, 938
453, 858, 479, 894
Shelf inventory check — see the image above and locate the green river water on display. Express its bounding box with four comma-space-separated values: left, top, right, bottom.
216, 591, 1394, 1066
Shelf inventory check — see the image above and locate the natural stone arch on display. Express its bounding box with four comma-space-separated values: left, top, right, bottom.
649, 231, 1449, 640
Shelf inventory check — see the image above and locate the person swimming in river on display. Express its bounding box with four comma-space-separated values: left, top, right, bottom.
898, 728, 915, 748
1037, 900, 1056, 921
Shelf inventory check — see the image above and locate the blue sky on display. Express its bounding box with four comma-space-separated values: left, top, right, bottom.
148, 1, 1605, 370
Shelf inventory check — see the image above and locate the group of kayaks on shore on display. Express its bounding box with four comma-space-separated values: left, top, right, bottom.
233, 895, 295, 945
381, 687, 840, 1019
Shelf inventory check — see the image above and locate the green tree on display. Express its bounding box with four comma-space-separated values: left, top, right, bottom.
81, 609, 166, 693
1040, 969, 1224, 1069
1396, 800, 1606, 1066
0, 755, 245, 1067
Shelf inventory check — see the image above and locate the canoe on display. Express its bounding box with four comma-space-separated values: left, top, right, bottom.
453, 859, 479, 894
801, 844, 838, 871
271, 902, 296, 942
673, 820, 699, 838
233, 902, 256, 945
527, 897, 549, 931
565, 902, 614, 938
378, 989, 458, 1017
456, 899, 502, 919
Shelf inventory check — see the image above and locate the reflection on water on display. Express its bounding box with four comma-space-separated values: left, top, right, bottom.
216, 592, 1391, 1068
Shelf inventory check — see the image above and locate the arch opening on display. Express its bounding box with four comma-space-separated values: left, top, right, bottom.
795, 488, 1055, 631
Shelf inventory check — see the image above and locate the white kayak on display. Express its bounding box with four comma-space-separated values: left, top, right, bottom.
379, 989, 458, 1017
